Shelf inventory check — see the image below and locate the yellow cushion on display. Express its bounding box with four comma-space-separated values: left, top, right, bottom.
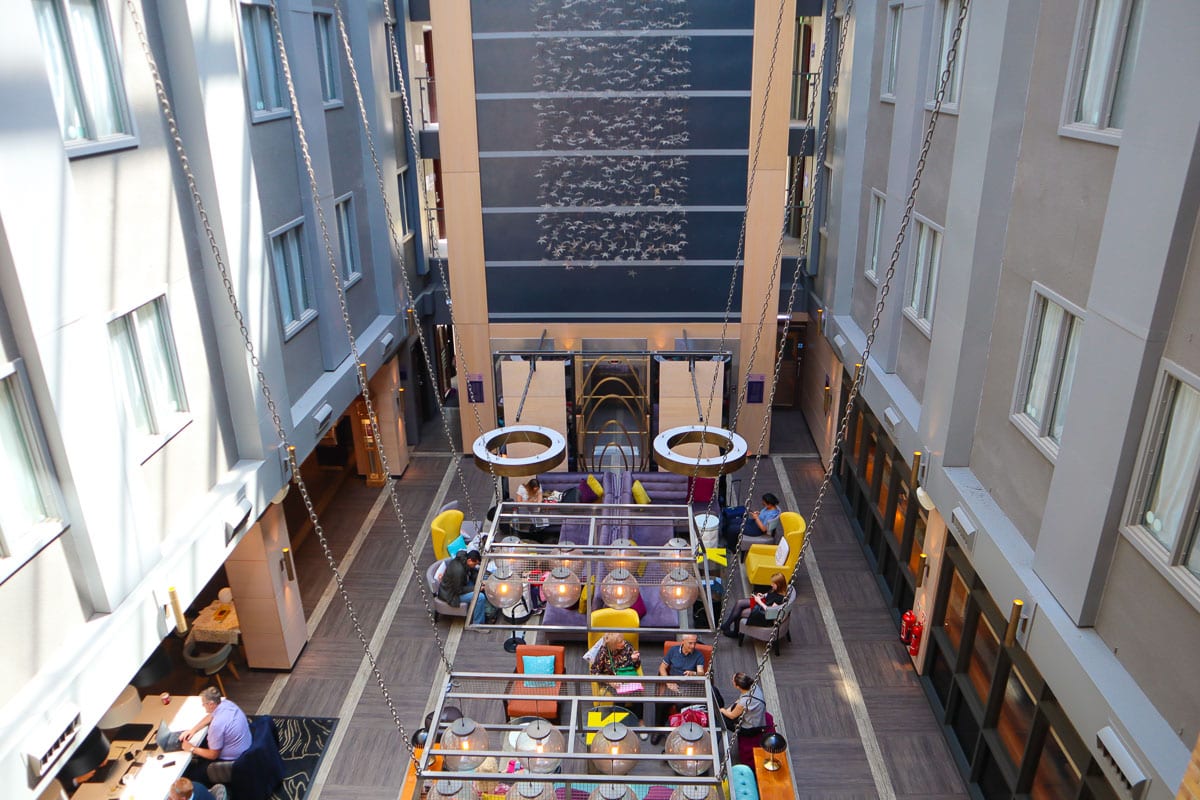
587, 474, 604, 499
631, 480, 651, 505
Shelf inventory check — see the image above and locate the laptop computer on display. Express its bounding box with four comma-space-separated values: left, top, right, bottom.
156, 721, 182, 752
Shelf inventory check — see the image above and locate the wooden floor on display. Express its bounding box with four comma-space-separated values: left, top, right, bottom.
193, 409, 966, 800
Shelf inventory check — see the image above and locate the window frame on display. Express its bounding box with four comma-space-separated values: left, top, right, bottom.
268, 218, 318, 337
864, 189, 885, 285
1059, 0, 1143, 146
33, 0, 137, 157
1009, 284, 1085, 461
334, 193, 363, 287
881, 1, 904, 102
0, 359, 68, 579
397, 166, 413, 240
107, 295, 191, 461
902, 215, 942, 337
238, 0, 291, 123
313, 9, 343, 108
1122, 361, 1200, 612
925, 0, 968, 113
386, 11, 403, 95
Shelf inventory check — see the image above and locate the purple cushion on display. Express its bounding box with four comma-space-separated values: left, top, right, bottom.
578, 478, 599, 504
631, 594, 647, 618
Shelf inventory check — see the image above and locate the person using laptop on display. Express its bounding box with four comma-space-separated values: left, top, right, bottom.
181, 687, 251, 783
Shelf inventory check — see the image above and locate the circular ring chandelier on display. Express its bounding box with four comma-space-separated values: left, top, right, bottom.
472, 425, 567, 477
652, 425, 748, 477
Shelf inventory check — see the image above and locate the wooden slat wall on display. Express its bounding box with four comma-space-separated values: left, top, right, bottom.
500, 359, 569, 494
658, 360, 724, 458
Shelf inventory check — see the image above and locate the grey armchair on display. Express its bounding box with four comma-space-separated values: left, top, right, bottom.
737, 587, 797, 655
182, 632, 240, 695
427, 559, 468, 622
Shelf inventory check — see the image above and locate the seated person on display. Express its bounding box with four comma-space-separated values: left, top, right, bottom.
719, 672, 767, 733
747, 493, 782, 533
182, 687, 251, 784
590, 632, 646, 731
169, 777, 222, 800
720, 572, 787, 638
651, 634, 706, 743
436, 550, 493, 624
516, 477, 543, 503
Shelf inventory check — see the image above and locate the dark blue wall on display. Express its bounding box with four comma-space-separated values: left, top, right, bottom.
471, 0, 755, 322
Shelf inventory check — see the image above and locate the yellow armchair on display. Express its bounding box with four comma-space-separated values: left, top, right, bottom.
779, 511, 806, 538
588, 608, 641, 697
431, 509, 464, 560
745, 528, 805, 587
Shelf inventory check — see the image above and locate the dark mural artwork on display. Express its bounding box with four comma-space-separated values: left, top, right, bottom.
472, 0, 754, 320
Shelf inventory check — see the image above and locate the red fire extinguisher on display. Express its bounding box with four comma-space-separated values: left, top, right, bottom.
908, 620, 924, 657
900, 610, 916, 644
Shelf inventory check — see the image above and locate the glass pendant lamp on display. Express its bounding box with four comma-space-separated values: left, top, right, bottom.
600, 568, 639, 610
483, 565, 527, 610
665, 721, 711, 776
588, 785, 636, 800
541, 566, 582, 609
512, 718, 565, 773
659, 567, 700, 610
588, 721, 640, 775
441, 717, 489, 771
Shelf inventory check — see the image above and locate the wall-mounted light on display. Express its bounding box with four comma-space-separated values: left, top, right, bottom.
1004, 599, 1024, 647
883, 406, 902, 430
280, 547, 295, 582
915, 553, 929, 588
854, 362, 864, 382
168, 587, 188, 635
815, 307, 824, 336
823, 376, 832, 416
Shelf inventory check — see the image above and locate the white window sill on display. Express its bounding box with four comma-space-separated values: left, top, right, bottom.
1008, 412, 1060, 463
136, 414, 194, 465
1057, 122, 1122, 147
924, 100, 960, 116
880, 93, 897, 105
902, 306, 933, 339
0, 518, 69, 586
343, 272, 363, 291
251, 108, 292, 125
283, 308, 319, 342
864, 270, 878, 287
1121, 524, 1200, 615
323, 99, 345, 111
66, 135, 139, 160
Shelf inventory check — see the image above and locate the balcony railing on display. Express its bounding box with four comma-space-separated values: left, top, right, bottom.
415, 76, 437, 127
791, 71, 818, 121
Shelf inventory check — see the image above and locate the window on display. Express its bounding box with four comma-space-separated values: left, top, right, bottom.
314, 11, 341, 105
882, 3, 903, 98
931, 0, 966, 107
1012, 289, 1083, 452
904, 219, 941, 330
1064, 0, 1144, 138
109, 298, 189, 440
240, 2, 287, 116
386, 16, 402, 93
397, 168, 412, 238
270, 223, 316, 330
865, 191, 885, 283
32, 0, 132, 148
334, 195, 361, 283
1129, 371, 1200, 578
0, 364, 65, 561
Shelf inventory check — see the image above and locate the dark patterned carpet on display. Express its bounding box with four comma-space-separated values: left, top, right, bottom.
269, 716, 338, 800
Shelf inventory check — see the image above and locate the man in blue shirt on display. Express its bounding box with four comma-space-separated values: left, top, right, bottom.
748, 493, 781, 533
651, 634, 707, 744
182, 687, 251, 783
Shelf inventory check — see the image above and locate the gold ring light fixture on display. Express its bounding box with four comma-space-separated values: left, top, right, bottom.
472, 425, 567, 478
652, 425, 748, 478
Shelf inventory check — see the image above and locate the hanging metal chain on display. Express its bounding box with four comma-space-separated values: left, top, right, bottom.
731, 0, 973, 750
266, 0, 455, 676
123, 0, 440, 768
374, 0, 512, 501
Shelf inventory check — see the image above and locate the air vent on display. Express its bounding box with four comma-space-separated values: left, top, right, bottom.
1096, 726, 1148, 800
950, 506, 976, 545
23, 704, 80, 787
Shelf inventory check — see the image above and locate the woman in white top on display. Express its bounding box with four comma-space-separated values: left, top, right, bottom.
516, 477, 542, 503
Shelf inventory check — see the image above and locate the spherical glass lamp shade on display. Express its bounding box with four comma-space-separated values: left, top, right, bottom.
665, 721, 711, 776
761, 731, 788, 771
599, 568, 640, 610
588, 785, 636, 800
669, 786, 718, 800
659, 567, 700, 611
555, 545, 580, 573
483, 565, 527, 610
610, 538, 638, 572
440, 717, 489, 771
513, 718, 565, 773
433, 780, 481, 800
665, 538, 692, 568
542, 566, 582, 609
508, 782, 556, 800
587, 721, 640, 775
497, 536, 523, 570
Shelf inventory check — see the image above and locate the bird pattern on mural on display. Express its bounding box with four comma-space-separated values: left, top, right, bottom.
530, 0, 692, 270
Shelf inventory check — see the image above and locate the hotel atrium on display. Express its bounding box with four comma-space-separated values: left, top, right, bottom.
1, 1, 1198, 800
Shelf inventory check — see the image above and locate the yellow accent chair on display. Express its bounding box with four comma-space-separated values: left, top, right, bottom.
431, 509, 464, 560
588, 607, 641, 697
745, 527, 805, 587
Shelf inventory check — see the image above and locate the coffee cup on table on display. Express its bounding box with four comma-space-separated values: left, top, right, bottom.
160, 692, 170, 705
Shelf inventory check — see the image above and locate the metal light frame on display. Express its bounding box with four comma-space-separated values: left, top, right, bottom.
419, 671, 726, 792
465, 503, 719, 637
472, 425, 568, 478
652, 425, 748, 477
